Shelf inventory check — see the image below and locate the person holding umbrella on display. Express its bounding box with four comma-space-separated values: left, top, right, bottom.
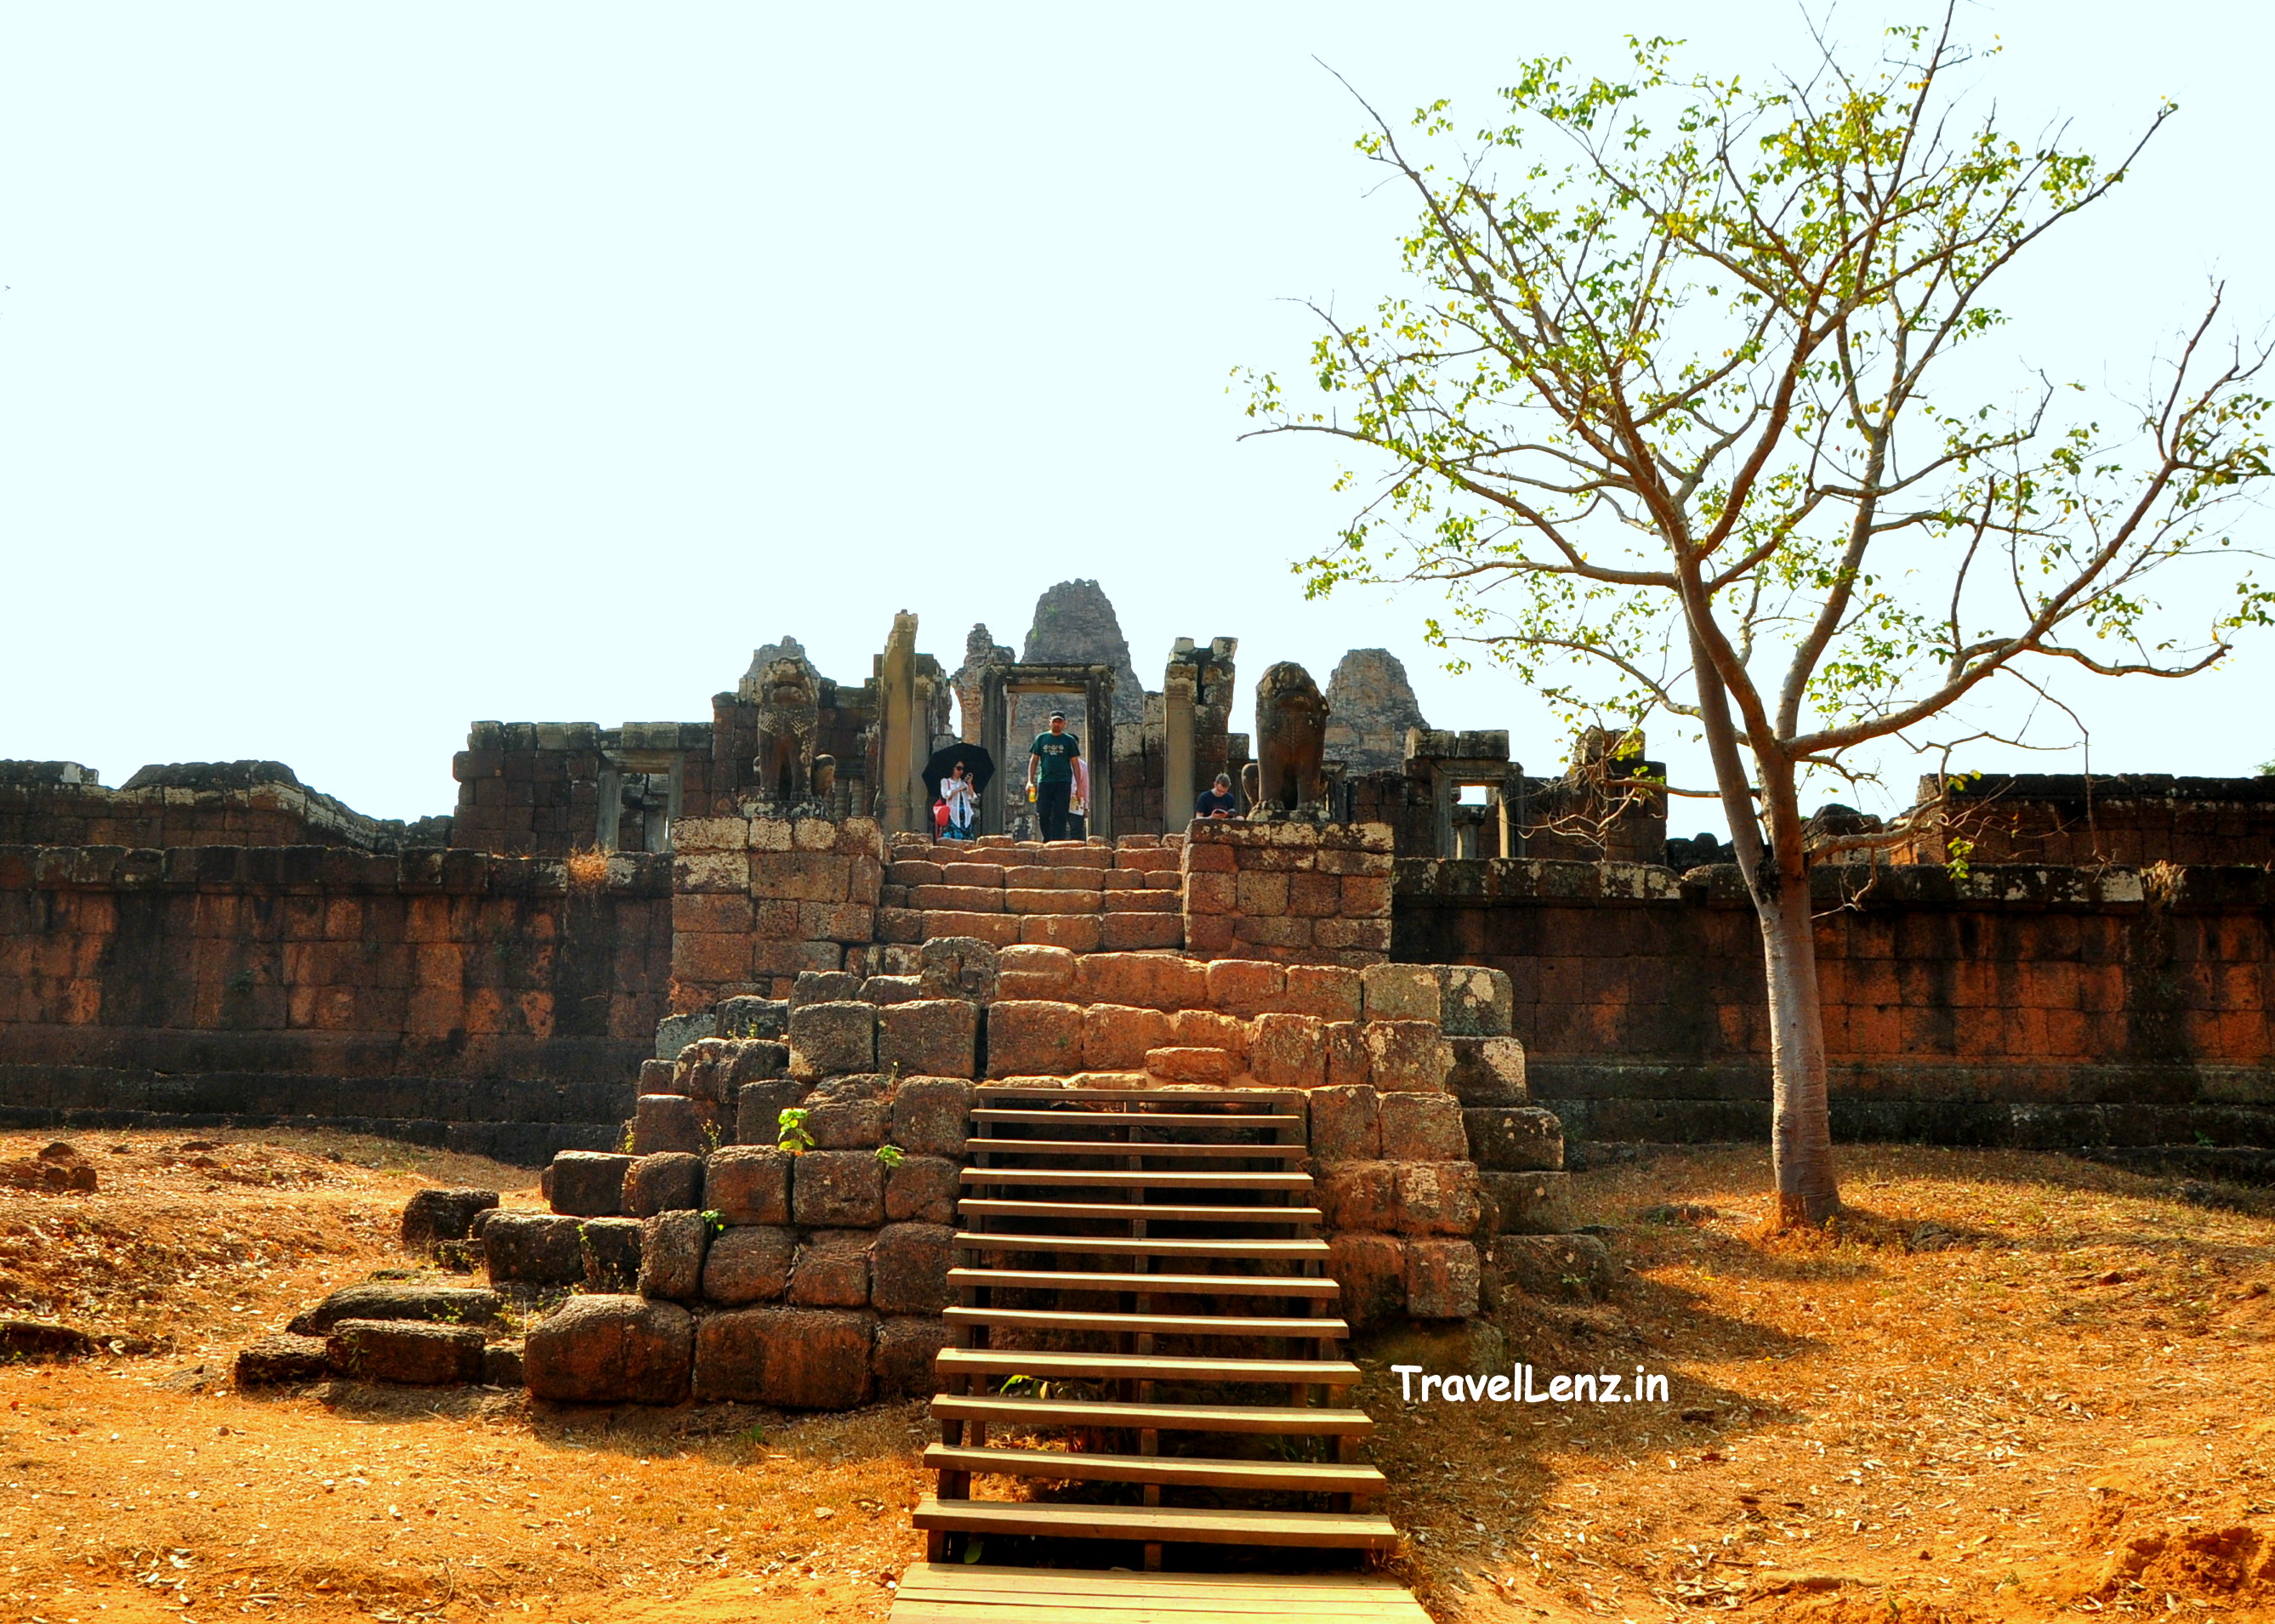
939, 758, 978, 841
922, 740, 996, 840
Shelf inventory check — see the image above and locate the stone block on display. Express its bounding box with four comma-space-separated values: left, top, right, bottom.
748, 817, 793, 852
1279, 964, 1362, 1021
998, 943, 1076, 995
1287, 870, 1344, 917
877, 998, 979, 1078
525, 1294, 694, 1405
1481, 1170, 1573, 1235
911, 934, 995, 1000
871, 1222, 955, 1315
1183, 870, 1236, 915
788, 1229, 872, 1308
654, 1011, 716, 1060
1082, 1003, 1173, 1070
938, 861, 1006, 886
1095, 912, 1181, 951
633, 1093, 708, 1155
884, 1155, 958, 1224
1488, 1234, 1614, 1303
1432, 965, 1514, 1036
911, 883, 1003, 913
287, 1280, 503, 1337
735, 1077, 812, 1147
638, 1058, 682, 1099
788, 1000, 877, 1080
1404, 1238, 1481, 1319
748, 851, 848, 901
1169, 1008, 1247, 1054
481, 1343, 524, 1387
793, 1150, 885, 1228
705, 1145, 793, 1224
1248, 1013, 1326, 1089
1328, 1232, 1405, 1329
691, 1308, 873, 1409
802, 1075, 890, 1149
1392, 1161, 1483, 1235
876, 906, 926, 943
1021, 913, 1104, 952
1379, 1093, 1469, 1161
1205, 958, 1284, 1016
327, 1319, 485, 1385
671, 815, 748, 850
1180, 837, 1237, 872
1072, 951, 1209, 1011
1447, 1036, 1528, 1104
1463, 1105, 1563, 1171
1360, 963, 1442, 1023
1306, 1085, 1379, 1161
1182, 913, 1236, 957
925, 909, 1021, 945
890, 1076, 975, 1157
716, 1039, 788, 1096
638, 1209, 709, 1301
1313, 916, 1391, 955
715, 996, 790, 1040
234, 1333, 330, 1387
674, 850, 747, 894
1324, 1021, 1368, 1087
563, 1210, 639, 1289
623, 1151, 704, 1218
986, 1000, 1084, 1077
862, 974, 922, 1004
792, 968, 864, 1006
403, 1186, 499, 1247
1316, 1160, 1396, 1231
874, 1316, 949, 1400
1145, 1046, 1237, 1083
1363, 1021, 1453, 1092
702, 1224, 796, 1304
483, 1212, 586, 1285
1234, 870, 1290, 915
887, 859, 944, 886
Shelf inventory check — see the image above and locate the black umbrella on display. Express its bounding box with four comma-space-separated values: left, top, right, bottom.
923, 741, 996, 801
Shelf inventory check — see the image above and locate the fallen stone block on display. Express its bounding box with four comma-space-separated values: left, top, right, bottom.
623, 1151, 705, 1218
691, 1307, 874, 1408
524, 1294, 694, 1405
705, 1145, 791, 1225
1463, 1106, 1563, 1172
484, 1212, 588, 1286
702, 1225, 797, 1305
890, 1076, 973, 1157
638, 1210, 709, 1302
481, 1342, 525, 1387
788, 1229, 873, 1308
401, 1188, 500, 1250
870, 1221, 954, 1315
577, 1217, 645, 1292
546, 1153, 632, 1218
655, 1010, 716, 1059
326, 1319, 485, 1385
234, 1332, 330, 1387
289, 1280, 504, 1336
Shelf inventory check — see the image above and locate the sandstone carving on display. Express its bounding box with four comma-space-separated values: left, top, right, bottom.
751, 656, 820, 801
1253, 662, 1329, 813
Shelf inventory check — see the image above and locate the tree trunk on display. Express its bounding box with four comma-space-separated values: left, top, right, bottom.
1758, 879, 1840, 1224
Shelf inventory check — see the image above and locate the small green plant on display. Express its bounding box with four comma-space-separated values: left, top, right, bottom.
998, 1372, 1051, 1400
777, 1107, 814, 1156
1946, 836, 1976, 882
618, 1123, 636, 1153
702, 1120, 723, 1151
874, 1143, 906, 1169
702, 1208, 726, 1240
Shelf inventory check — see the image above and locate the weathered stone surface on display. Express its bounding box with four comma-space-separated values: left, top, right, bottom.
655, 1011, 716, 1059
288, 1280, 505, 1336
1404, 1239, 1481, 1319
1071, 951, 1209, 1011
1447, 1036, 1528, 1105
547, 1153, 631, 1218
702, 1224, 797, 1304
1248, 1013, 1327, 1089
691, 1307, 874, 1408
890, 1076, 973, 1157
481, 1342, 525, 1387
1145, 1046, 1237, 1083
1316, 1161, 1396, 1232
1307, 1085, 1379, 1161
715, 996, 790, 1040
1359, 964, 1442, 1024
623, 1152, 704, 1218
326, 1319, 485, 1385
525, 1295, 694, 1405
793, 1150, 885, 1228
1363, 1021, 1453, 1092
884, 1155, 958, 1224
1080, 1003, 1173, 1071
0, 1320, 94, 1360
482, 1213, 587, 1286
871, 1222, 954, 1315
792, 969, 864, 1007
1328, 1232, 1405, 1329
918, 936, 998, 1003
861, 974, 923, 1004
1487, 1234, 1615, 1302
998, 944, 1077, 997
637, 1210, 709, 1302
705, 1146, 792, 1225
1379, 1093, 1469, 1161
802, 1076, 890, 1149
1392, 1161, 1483, 1236
877, 999, 979, 1078
736, 1078, 813, 1147
234, 1332, 331, 1387
788, 1229, 872, 1307
1433, 966, 1514, 1037
709, 1039, 789, 1098
873, 1315, 950, 1399
633, 1094, 707, 1156
987, 1000, 1084, 1077
577, 1217, 645, 1292
1322, 649, 1426, 772
402, 1188, 499, 1249
1463, 1106, 1563, 1172
1015, 578, 1145, 730
1324, 1021, 1368, 1087
1480, 1170, 1573, 1235
788, 1001, 876, 1080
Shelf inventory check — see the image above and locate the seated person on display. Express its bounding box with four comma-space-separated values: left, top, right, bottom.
1195, 773, 1240, 820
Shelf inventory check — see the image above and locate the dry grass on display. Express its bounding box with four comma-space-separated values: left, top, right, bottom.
2, 1131, 2271, 1621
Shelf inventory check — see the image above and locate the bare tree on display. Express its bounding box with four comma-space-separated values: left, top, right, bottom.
1245, 10, 2275, 1224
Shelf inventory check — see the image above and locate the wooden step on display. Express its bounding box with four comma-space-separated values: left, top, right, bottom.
975, 1085, 1304, 1104
887, 1564, 1432, 1624
923, 1444, 1385, 1496
948, 1268, 1340, 1299
944, 1305, 1349, 1340
968, 1139, 1309, 1161
961, 1168, 1312, 1191
956, 1233, 1328, 1261
937, 1349, 1362, 1386
958, 1199, 1322, 1225
970, 1109, 1305, 1129
933, 1393, 1372, 1436
912, 1496, 1398, 1551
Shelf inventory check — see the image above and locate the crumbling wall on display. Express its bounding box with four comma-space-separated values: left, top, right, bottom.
0, 760, 446, 852
1916, 773, 2275, 867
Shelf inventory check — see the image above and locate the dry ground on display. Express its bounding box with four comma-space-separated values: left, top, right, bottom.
0, 1128, 2270, 1623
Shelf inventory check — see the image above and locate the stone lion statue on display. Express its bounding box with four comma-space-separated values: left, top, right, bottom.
1253, 662, 1329, 813
752, 656, 820, 800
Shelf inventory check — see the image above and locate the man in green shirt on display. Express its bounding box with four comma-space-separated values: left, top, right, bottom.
1027, 710, 1082, 842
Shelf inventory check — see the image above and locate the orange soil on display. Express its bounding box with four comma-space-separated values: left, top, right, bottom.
2, 1131, 2270, 1621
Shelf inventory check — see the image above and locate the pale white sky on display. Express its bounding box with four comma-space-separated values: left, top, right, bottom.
3, 3, 2268, 829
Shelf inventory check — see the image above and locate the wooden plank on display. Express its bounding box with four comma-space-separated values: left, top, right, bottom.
945, 1305, 1350, 1338
974, 1086, 1304, 1103
923, 1443, 1385, 1493
891, 1601, 1423, 1623
954, 1233, 1329, 1258
904, 1564, 1416, 1595
947, 1268, 1339, 1298
957, 1200, 1322, 1224
930, 1394, 1373, 1434
970, 1139, 1309, 1160
960, 1169, 1312, 1190
937, 1349, 1361, 1384
912, 1496, 1397, 1547
971, 1110, 1305, 1127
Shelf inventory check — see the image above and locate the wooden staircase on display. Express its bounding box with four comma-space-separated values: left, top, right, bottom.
914, 1082, 1402, 1574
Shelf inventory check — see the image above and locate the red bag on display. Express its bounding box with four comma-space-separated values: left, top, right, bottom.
932, 799, 950, 833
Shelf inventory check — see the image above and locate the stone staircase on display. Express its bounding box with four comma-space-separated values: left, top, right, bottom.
915, 1082, 1400, 1569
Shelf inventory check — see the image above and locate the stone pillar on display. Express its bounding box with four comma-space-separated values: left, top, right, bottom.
979, 671, 1010, 836
1163, 644, 1196, 834
879, 611, 919, 835
1085, 668, 1115, 840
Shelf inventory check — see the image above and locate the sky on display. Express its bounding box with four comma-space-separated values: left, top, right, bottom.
3, 3, 2270, 829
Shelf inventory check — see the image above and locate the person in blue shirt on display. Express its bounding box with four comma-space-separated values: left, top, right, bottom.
1027, 711, 1082, 842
